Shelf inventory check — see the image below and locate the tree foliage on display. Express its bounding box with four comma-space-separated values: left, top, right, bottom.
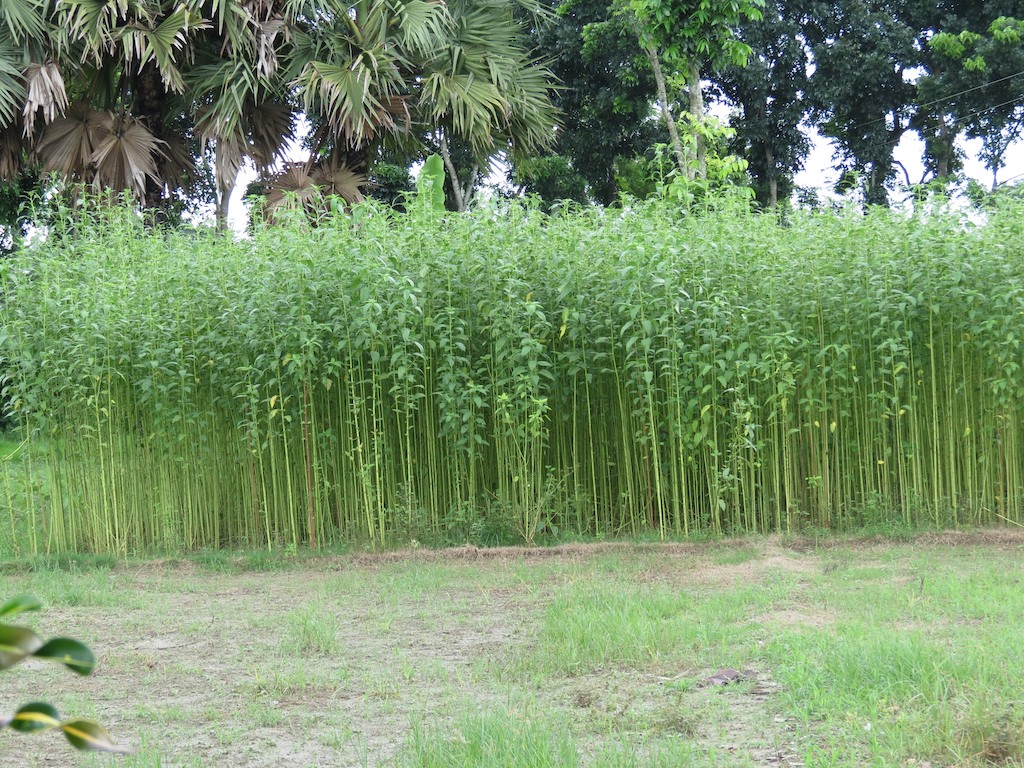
0, 0, 559, 225
924, 13, 1024, 189
715, 0, 809, 208
520, 0, 663, 205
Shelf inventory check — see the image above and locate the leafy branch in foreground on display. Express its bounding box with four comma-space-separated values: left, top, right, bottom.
0, 594, 126, 753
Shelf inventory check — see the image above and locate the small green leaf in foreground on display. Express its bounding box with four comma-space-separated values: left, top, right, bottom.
35, 637, 96, 675
60, 718, 129, 753
0, 624, 43, 669
9, 702, 61, 733
0, 594, 43, 619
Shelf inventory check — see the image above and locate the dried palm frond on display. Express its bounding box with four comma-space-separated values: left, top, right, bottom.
22, 61, 68, 135
89, 112, 165, 195
35, 105, 103, 178
36, 107, 166, 196
264, 160, 365, 220
246, 99, 294, 171
158, 129, 197, 187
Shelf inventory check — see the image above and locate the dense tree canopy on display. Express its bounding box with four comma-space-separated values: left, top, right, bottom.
1, 0, 1023, 223
519, 0, 663, 205
716, 0, 809, 208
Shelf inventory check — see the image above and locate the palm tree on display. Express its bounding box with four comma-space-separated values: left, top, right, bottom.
276, 0, 559, 212
0, 0, 67, 178
0, 0, 558, 225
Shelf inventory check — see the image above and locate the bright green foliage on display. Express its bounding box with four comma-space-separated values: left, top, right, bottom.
4, 200, 1024, 553
628, 0, 764, 69
417, 155, 447, 212
0, 594, 125, 752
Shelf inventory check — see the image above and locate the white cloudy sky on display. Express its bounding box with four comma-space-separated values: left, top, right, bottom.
796, 127, 1023, 197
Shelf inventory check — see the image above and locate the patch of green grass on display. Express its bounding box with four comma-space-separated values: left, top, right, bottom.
282, 603, 340, 656
0, 568, 122, 608
710, 547, 761, 566
400, 707, 578, 768
521, 570, 792, 678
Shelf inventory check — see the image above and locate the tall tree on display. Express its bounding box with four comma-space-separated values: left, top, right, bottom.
627, 0, 764, 179
801, 0, 918, 207
520, 0, 662, 205
715, 0, 809, 208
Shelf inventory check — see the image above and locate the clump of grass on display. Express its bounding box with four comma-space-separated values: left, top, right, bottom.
4, 196, 1024, 553
283, 604, 339, 656
401, 708, 578, 768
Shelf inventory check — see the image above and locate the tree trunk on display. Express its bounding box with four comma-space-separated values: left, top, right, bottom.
865, 164, 888, 208
933, 114, 954, 182
214, 179, 232, 232
766, 147, 778, 209
687, 61, 706, 180
133, 63, 168, 222
438, 135, 469, 212
644, 44, 690, 179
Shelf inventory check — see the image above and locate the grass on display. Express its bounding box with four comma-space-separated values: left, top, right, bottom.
5, 199, 1024, 554
1, 534, 1023, 766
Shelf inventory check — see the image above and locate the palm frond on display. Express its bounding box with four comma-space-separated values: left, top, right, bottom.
264, 159, 365, 217
295, 59, 406, 145
22, 61, 69, 135
247, 99, 295, 169
36, 107, 165, 195
58, 0, 143, 63
419, 71, 508, 153
394, 0, 453, 55
190, 57, 267, 132
0, 0, 47, 40
141, 6, 210, 92
254, 18, 285, 78
89, 112, 165, 194
35, 105, 102, 177
0, 42, 26, 129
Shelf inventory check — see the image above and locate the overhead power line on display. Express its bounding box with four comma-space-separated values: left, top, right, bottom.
845, 68, 1024, 134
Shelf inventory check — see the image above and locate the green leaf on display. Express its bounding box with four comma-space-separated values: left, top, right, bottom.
0, 623, 44, 669
417, 154, 446, 211
0, 594, 43, 619
60, 718, 129, 752
34, 637, 96, 675
9, 702, 60, 733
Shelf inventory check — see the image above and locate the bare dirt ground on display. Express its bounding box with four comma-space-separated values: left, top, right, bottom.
2, 530, 1023, 767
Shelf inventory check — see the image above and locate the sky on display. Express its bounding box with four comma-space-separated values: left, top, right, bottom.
795, 126, 1024, 199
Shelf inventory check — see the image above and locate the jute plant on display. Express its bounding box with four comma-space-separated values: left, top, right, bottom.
2, 195, 1024, 552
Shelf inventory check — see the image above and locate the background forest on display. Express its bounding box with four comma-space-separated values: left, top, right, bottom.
0, 0, 1023, 242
